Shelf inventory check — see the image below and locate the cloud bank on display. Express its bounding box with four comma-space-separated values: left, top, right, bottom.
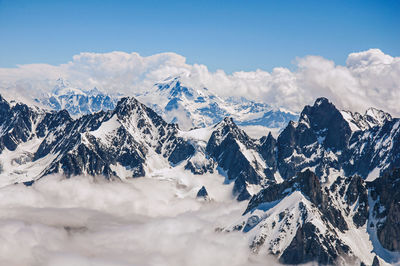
0, 49, 399, 115
0, 175, 278, 266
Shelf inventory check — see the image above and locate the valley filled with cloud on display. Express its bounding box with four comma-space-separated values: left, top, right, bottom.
0, 174, 279, 266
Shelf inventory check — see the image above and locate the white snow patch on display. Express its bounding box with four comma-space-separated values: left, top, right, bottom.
89, 115, 120, 141
366, 167, 381, 182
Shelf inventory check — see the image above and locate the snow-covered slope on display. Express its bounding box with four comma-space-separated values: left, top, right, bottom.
136, 76, 298, 132
36, 77, 298, 135
341, 107, 392, 131
2, 92, 400, 265
227, 170, 391, 265
0, 94, 273, 201
36, 78, 119, 116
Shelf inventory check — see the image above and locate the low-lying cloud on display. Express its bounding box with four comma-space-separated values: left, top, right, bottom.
0, 49, 399, 116
0, 175, 278, 266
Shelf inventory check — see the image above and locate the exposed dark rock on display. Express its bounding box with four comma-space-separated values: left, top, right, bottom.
369, 168, 400, 251
346, 175, 369, 227
168, 139, 195, 165
279, 222, 351, 265
196, 186, 210, 200
184, 158, 214, 175
372, 255, 380, 266
206, 117, 266, 200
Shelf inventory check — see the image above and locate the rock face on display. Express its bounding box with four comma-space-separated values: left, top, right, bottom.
279, 222, 351, 265
196, 186, 210, 201
231, 165, 400, 265
206, 118, 266, 200
0, 98, 40, 152
342, 118, 400, 178
39, 97, 197, 178
230, 169, 381, 265
341, 108, 392, 131
228, 172, 357, 265
276, 98, 352, 180
0, 95, 197, 181
369, 169, 400, 252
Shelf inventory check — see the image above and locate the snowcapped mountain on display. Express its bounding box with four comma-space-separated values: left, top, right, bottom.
341, 107, 392, 131
36, 78, 119, 116
37, 77, 298, 135
1, 92, 400, 265
137, 76, 299, 132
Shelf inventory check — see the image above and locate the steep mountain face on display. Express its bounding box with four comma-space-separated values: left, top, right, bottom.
341, 108, 392, 131
368, 169, 400, 252
272, 98, 400, 183
227, 169, 387, 265
276, 98, 352, 181
206, 117, 278, 200
343, 118, 400, 179
34, 97, 197, 178
0, 95, 197, 183
0, 95, 39, 152
221, 97, 400, 265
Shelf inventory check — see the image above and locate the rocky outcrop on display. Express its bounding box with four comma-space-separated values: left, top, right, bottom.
369, 169, 400, 251
206, 117, 269, 200
279, 222, 351, 265
196, 186, 210, 201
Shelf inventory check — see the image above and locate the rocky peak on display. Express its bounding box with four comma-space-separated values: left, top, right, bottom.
258, 132, 277, 169
156, 77, 194, 99
341, 107, 392, 131
52, 77, 75, 95
300, 97, 351, 151
364, 107, 392, 127
114, 97, 141, 112
211, 117, 252, 146
112, 97, 164, 127
196, 186, 210, 201
206, 117, 267, 200
0, 94, 11, 123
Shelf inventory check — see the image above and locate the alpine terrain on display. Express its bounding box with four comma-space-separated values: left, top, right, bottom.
0, 92, 399, 265
37, 76, 298, 135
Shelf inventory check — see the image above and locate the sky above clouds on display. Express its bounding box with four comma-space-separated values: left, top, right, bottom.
0, 0, 399, 72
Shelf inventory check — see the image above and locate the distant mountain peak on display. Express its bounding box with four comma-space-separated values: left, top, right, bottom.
139, 75, 299, 131
341, 106, 392, 131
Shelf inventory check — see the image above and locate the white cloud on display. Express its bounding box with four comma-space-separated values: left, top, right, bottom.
0, 49, 399, 116
0, 175, 278, 266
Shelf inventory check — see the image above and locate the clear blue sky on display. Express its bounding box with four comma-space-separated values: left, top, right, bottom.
0, 0, 399, 73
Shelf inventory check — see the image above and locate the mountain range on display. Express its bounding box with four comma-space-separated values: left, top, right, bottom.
1, 89, 399, 265
35, 77, 298, 135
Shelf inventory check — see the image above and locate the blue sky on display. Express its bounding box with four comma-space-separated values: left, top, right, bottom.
0, 0, 399, 73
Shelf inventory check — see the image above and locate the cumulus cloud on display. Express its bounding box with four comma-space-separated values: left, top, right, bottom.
0, 49, 399, 116
0, 175, 279, 266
